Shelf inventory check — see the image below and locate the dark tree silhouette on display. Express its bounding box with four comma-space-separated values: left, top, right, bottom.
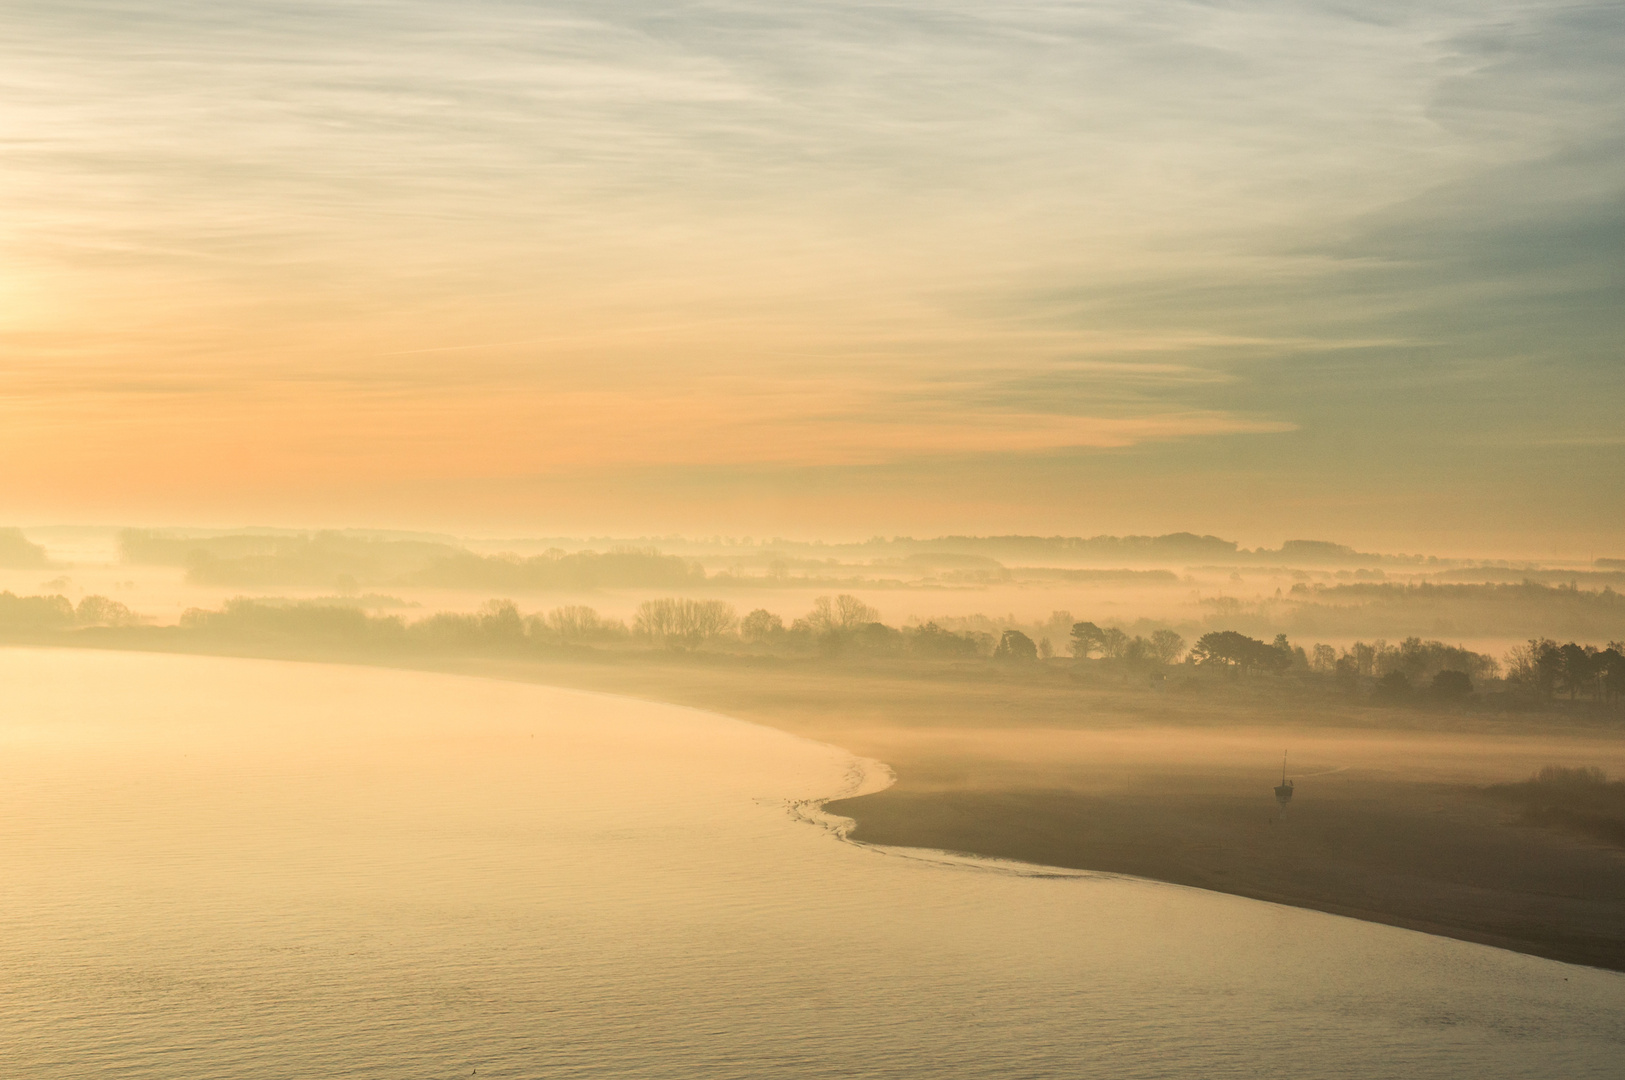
1070, 621, 1105, 659
1374, 670, 1412, 702
1431, 669, 1473, 700
1189, 631, 1292, 674
908, 622, 982, 658
1558, 642, 1595, 700
994, 629, 1038, 662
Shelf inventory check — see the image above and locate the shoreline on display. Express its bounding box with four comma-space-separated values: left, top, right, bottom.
824, 778, 1625, 972
9, 639, 1625, 971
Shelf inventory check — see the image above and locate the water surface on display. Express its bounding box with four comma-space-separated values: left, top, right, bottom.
2, 649, 1621, 1078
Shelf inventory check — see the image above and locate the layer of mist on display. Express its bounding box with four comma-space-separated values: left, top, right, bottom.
7, 523, 1625, 969
4, 585, 1620, 718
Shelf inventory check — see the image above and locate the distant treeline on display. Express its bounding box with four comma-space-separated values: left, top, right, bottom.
149, 593, 1000, 661
1429, 567, 1625, 587
1015, 567, 1180, 584
1186, 581, 1625, 642
105, 529, 1625, 601
768, 533, 1391, 566
0, 591, 140, 629
414, 550, 703, 591
113, 529, 1190, 591
1066, 621, 1546, 702
121, 530, 460, 586
868, 532, 1246, 562
0, 528, 50, 569
1505, 640, 1625, 704
0, 588, 1004, 661
119, 530, 703, 591
111, 528, 1426, 591
1291, 581, 1625, 606
3, 588, 1620, 710
6, 526, 1609, 592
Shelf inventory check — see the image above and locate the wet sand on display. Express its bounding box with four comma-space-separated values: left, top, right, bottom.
827, 776, 1625, 971
442, 653, 1625, 971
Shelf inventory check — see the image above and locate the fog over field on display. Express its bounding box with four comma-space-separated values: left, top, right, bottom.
8, 519, 1625, 977
6, 524, 1622, 652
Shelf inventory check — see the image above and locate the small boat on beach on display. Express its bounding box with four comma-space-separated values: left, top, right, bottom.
1274, 752, 1294, 807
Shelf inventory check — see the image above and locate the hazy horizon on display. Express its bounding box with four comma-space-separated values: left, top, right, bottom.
8, 519, 1621, 565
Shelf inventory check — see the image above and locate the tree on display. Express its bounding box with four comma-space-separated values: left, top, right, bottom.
1534, 639, 1563, 698
1381, 637, 1500, 682
994, 629, 1038, 662
1351, 641, 1378, 677
1148, 629, 1186, 665
1189, 631, 1290, 674
0, 590, 74, 632
908, 622, 981, 658
1431, 669, 1473, 701
75, 595, 136, 628
1599, 647, 1625, 703
1504, 637, 1571, 700
789, 595, 883, 656
633, 598, 682, 641
1374, 670, 1411, 702
740, 609, 784, 643
683, 600, 737, 641
1070, 621, 1105, 659
797, 595, 879, 636
847, 621, 904, 654
1044, 611, 1076, 642
634, 598, 737, 648
1190, 631, 1246, 668
540, 604, 611, 644
1268, 634, 1301, 672
834, 594, 879, 628
1557, 642, 1595, 700
477, 599, 525, 642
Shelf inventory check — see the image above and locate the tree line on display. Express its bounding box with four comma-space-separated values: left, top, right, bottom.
1, 588, 1619, 706
1506, 639, 1625, 703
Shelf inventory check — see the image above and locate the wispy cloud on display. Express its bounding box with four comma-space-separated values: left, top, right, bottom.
0, 0, 1618, 545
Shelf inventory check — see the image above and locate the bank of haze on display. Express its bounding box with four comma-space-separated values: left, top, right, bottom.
4, 519, 1625, 969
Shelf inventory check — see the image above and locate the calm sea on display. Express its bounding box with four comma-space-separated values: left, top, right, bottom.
2, 649, 1621, 1078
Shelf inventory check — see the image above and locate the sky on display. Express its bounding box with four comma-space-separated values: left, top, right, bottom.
2, 0, 1621, 554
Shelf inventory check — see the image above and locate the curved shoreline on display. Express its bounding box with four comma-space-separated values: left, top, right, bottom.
823, 782, 1625, 972
11, 639, 1625, 972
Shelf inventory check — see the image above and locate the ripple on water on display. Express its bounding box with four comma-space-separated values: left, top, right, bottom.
1, 648, 1622, 1079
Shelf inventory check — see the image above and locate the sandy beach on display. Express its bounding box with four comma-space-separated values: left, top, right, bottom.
828, 774, 1625, 971
424, 651, 1625, 971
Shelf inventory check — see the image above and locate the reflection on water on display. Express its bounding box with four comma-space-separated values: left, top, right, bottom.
2, 649, 1621, 1078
